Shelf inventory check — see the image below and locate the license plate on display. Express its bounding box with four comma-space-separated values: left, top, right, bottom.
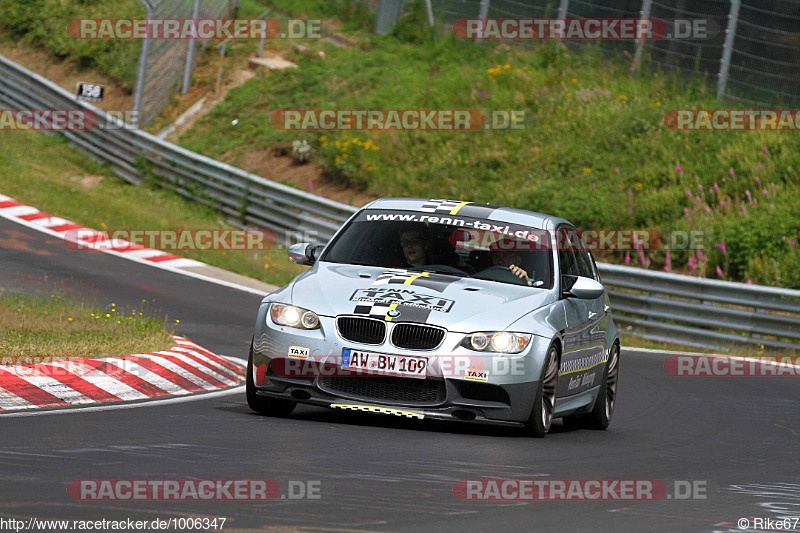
341, 349, 428, 379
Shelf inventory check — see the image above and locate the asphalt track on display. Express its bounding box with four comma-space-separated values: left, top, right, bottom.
1, 216, 798, 533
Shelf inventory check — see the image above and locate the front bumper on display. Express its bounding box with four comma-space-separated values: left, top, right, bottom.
252, 314, 550, 424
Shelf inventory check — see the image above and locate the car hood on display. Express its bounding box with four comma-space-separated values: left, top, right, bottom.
289, 263, 555, 332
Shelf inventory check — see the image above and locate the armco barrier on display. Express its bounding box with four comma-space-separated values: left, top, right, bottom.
0, 54, 358, 243
598, 264, 800, 351
1, 53, 798, 351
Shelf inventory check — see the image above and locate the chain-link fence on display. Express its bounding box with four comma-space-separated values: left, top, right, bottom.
132, 0, 239, 127
386, 0, 800, 106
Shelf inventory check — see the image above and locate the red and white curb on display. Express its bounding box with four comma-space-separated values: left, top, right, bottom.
0, 193, 202, 268
0, 193, 271, 296
0, 337, 245, 412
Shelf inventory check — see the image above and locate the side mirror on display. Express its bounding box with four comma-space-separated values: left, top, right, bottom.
288, 242, 322, 266
563, 276, 605, 300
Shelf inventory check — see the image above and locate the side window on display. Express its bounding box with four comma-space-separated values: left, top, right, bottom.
558, 229, 580, 277
575, 248, 597, 280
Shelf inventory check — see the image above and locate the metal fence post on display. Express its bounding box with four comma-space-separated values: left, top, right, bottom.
555, 0, 569, 44
630, 0, 653, 74
424, 0, 434, 27
131, 0, 155, 128
717, 0, 741, 100
182, 0, 201, 94
476, 0, 490, 44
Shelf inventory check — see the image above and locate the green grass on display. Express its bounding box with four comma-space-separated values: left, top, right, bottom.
0, 0, 143, 89
0, 291, 175, 361
175, 3, 800, 288
0, 132, 306, 286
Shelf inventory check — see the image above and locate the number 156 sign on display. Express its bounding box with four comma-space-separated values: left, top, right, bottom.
76, 82, 104, 103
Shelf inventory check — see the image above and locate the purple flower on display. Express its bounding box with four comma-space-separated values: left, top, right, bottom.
709, 188, 713, 195
307, 180, 313, 191
755, 177, 760, 183
745, 190, 751, 198
729, 168, 735, 178
740, 203, 747, 214
688, 256, 697, 271
763, 189, 768, 196
627, 189, 633, 199
697, 184, 703, 191
624, 252, 630, 265
676, 164, 682, 175
770, 204, 775, 209
697, 248, 707, 261
747, 279, 753, 284
770, 182, 775, 191
696, 197, 701, 204
716, 241, 726, 254
686, 189, 692, 198
715, 265, 724, 278
683, 207, 689, 216
614, 168, 620, 174
722, 177, 726, 183
791, 237, 796, 246
783, 235, 787, 241
714, 182, 719, 193
704, 206, 711, 213
664, 249, 671, 272
762, 145, 768, 156
757, 163, 762, 170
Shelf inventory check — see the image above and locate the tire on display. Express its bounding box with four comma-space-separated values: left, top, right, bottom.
522, 344, 560, 438
246, 340, 296, 417
563, 342, 619, 430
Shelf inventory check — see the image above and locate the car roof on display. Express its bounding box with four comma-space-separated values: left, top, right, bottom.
363, 197, 571, 230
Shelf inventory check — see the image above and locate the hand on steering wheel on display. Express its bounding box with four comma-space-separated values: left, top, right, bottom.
509, 264, 532, 286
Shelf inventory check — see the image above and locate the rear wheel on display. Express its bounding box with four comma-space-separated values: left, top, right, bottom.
246, 340, 296, 417
522, 344, 559, 438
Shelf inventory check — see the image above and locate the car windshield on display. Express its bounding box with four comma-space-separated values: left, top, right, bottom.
321, 209, 554, 289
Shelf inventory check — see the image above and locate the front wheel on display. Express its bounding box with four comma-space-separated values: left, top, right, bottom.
246, 340, 296, 417
564, 342, 619, 430
522, 344, 559, 438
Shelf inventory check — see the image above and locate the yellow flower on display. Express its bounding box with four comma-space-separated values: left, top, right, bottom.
117, 320, 121, 324
570, 78, 578, 84
105, 313, 111, 318
175, 319, 180, 323
264, 264, 270, 269
617, 95, 628, 101
68, 318, 73, 321
319, 135, 327, 141
582, 168, 592, 173
342, 154, 348, 159
503, 64, 510, 69
335, 156, 341, 164
635, 182, 643, 190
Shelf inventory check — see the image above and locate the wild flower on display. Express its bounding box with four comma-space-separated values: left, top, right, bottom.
716, 265, 724, 278
716, 241, 726, 254
676, 164, 682, 175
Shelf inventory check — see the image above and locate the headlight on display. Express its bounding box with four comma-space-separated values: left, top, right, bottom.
461, 332, 531, 353
270, 303, 320, 330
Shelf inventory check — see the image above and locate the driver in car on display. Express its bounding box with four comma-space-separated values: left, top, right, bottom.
489, 238, 531, 285
399, 227, 431, 268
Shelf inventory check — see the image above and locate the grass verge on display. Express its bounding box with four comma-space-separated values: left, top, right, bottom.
0, 132, 306, 286
0, 291, 175, 362
177, 3, 800, 288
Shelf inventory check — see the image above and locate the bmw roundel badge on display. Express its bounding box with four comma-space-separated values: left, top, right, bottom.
387, 309, 401, 317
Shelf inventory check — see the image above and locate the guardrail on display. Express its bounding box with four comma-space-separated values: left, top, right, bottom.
598, 264, 800, 352
0, 54, 358, 242
2, 53, 798, 352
